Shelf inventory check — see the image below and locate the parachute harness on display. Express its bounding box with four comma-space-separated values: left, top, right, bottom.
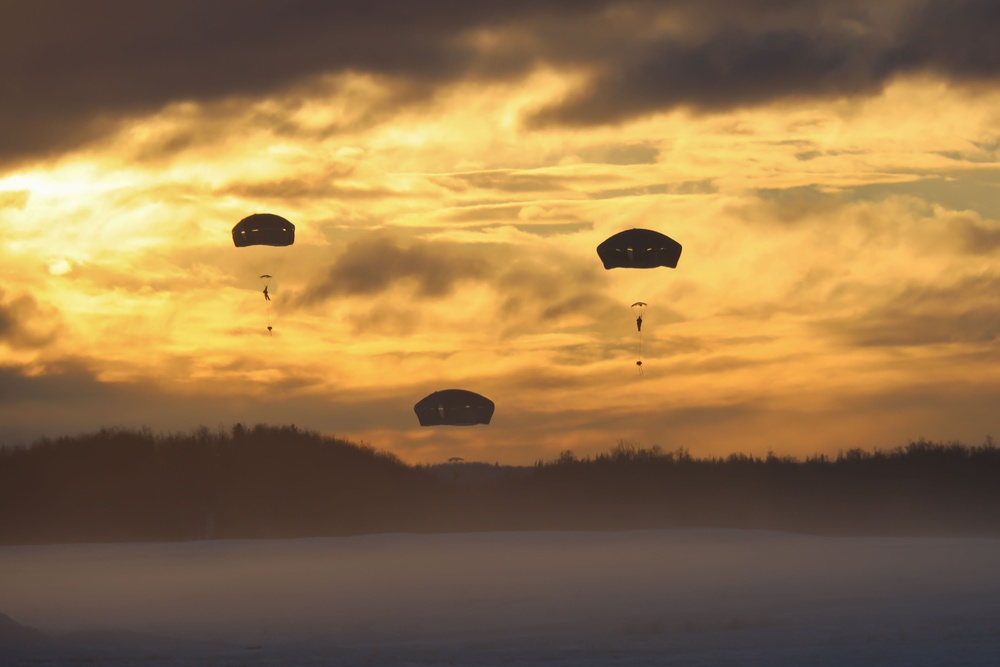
261, 275, 274, 335
636, 319, 643, 374
631, 302, 646, 375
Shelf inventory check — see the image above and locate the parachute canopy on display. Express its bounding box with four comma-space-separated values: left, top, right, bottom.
596, 228, 681, 269
414, 389, 495, 426
233, 213, 295, 247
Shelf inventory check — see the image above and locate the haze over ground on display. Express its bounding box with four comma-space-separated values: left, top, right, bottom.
3, 530, 1000, 666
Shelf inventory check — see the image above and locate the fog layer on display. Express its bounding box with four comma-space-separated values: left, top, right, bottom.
2, 530, 999, 665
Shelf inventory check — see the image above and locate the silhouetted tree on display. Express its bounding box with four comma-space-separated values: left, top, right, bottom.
2, 429, 998, 544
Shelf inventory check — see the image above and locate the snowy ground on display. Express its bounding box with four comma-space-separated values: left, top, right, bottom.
2, 529, 999, 665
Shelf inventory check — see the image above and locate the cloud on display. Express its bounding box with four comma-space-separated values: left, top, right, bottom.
530, 27, 879, 127
0, 289, 61, 350
0, 1, 602, 165
574, 142, 660, 165
528, 0, 1000, 127
948, 216, 1000, 255
819, 274, 1000, 347
12, 2, 1000, 165
431, 170, 581, 195
748, 180, 1000, 242
291, 229, 622, 343
295, 233, 494, 305
878, 0, 1000, 83
0, 190, 30, 210
591, 180, 716, 200
851, 172, 1000, 222
492, 254, 619, 333
218, 173, 396, 203
0, 359, 421, 446
0, 362, 106, 404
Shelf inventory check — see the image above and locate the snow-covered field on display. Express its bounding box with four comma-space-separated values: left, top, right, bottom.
2, 529, 999, 665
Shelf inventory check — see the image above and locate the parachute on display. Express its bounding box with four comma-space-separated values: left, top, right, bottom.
414, 389, 495, 426
232, 213, 295, 247
596, 229, 682, 372
232, 213, 295, 334
596, 228, 681, 270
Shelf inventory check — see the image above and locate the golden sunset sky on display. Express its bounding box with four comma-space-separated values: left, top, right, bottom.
3, 0, 1000, 463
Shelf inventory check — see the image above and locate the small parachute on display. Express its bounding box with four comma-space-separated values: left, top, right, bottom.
232, 213, 295, 247
596, 228, 681, 270
414, 389, 495, 426
631, 301, 647, 332
259, 274, 273, 296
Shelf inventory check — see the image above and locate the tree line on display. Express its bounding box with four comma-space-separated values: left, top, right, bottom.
1, 425, 998, 545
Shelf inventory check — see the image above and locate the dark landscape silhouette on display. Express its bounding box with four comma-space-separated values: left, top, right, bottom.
2, 424, 997, 545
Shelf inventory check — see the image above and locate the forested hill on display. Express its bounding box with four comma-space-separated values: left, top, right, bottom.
2, 425, 998, 545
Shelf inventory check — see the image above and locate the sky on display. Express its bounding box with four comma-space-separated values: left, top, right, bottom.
3, 0, 1000, 464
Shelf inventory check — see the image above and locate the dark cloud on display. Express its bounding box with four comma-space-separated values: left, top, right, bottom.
574, 142, 660, 165
292, 230, 621, 339
851, 173, 1000, 222
877, 0, 1000, 82
656, 401, 765, 433
0, 1, 604, 165
491, 253, 622, 338
9, 1, 1000, 165
440, 204, 527, 225
830, 308, 1000, 348
0, 360, 422, 446
0, 290, 60, 349
428, 161, 684, 202
591, 179, 716, 200
826, 378, 1000, 444
948, 216, 1000, 255
936, 136, 1000, 163
750, 178, 1000, 232
529, 26, 879, 127
430, 170, 582, 194
819, 274, 1000, 347
295, 233, 493, 305
738, 185, 848, 226
219, 175, 398, 203
528, 0, 1000, 127
0, 361, 116, 404
438, 202, 592, 234
502, 221, 594, 237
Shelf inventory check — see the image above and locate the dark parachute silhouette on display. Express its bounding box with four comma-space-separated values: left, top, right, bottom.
232, 213, 295, 247
233, 214, 295, 334
596, 228, 681, 270
414, 389, 495, 426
